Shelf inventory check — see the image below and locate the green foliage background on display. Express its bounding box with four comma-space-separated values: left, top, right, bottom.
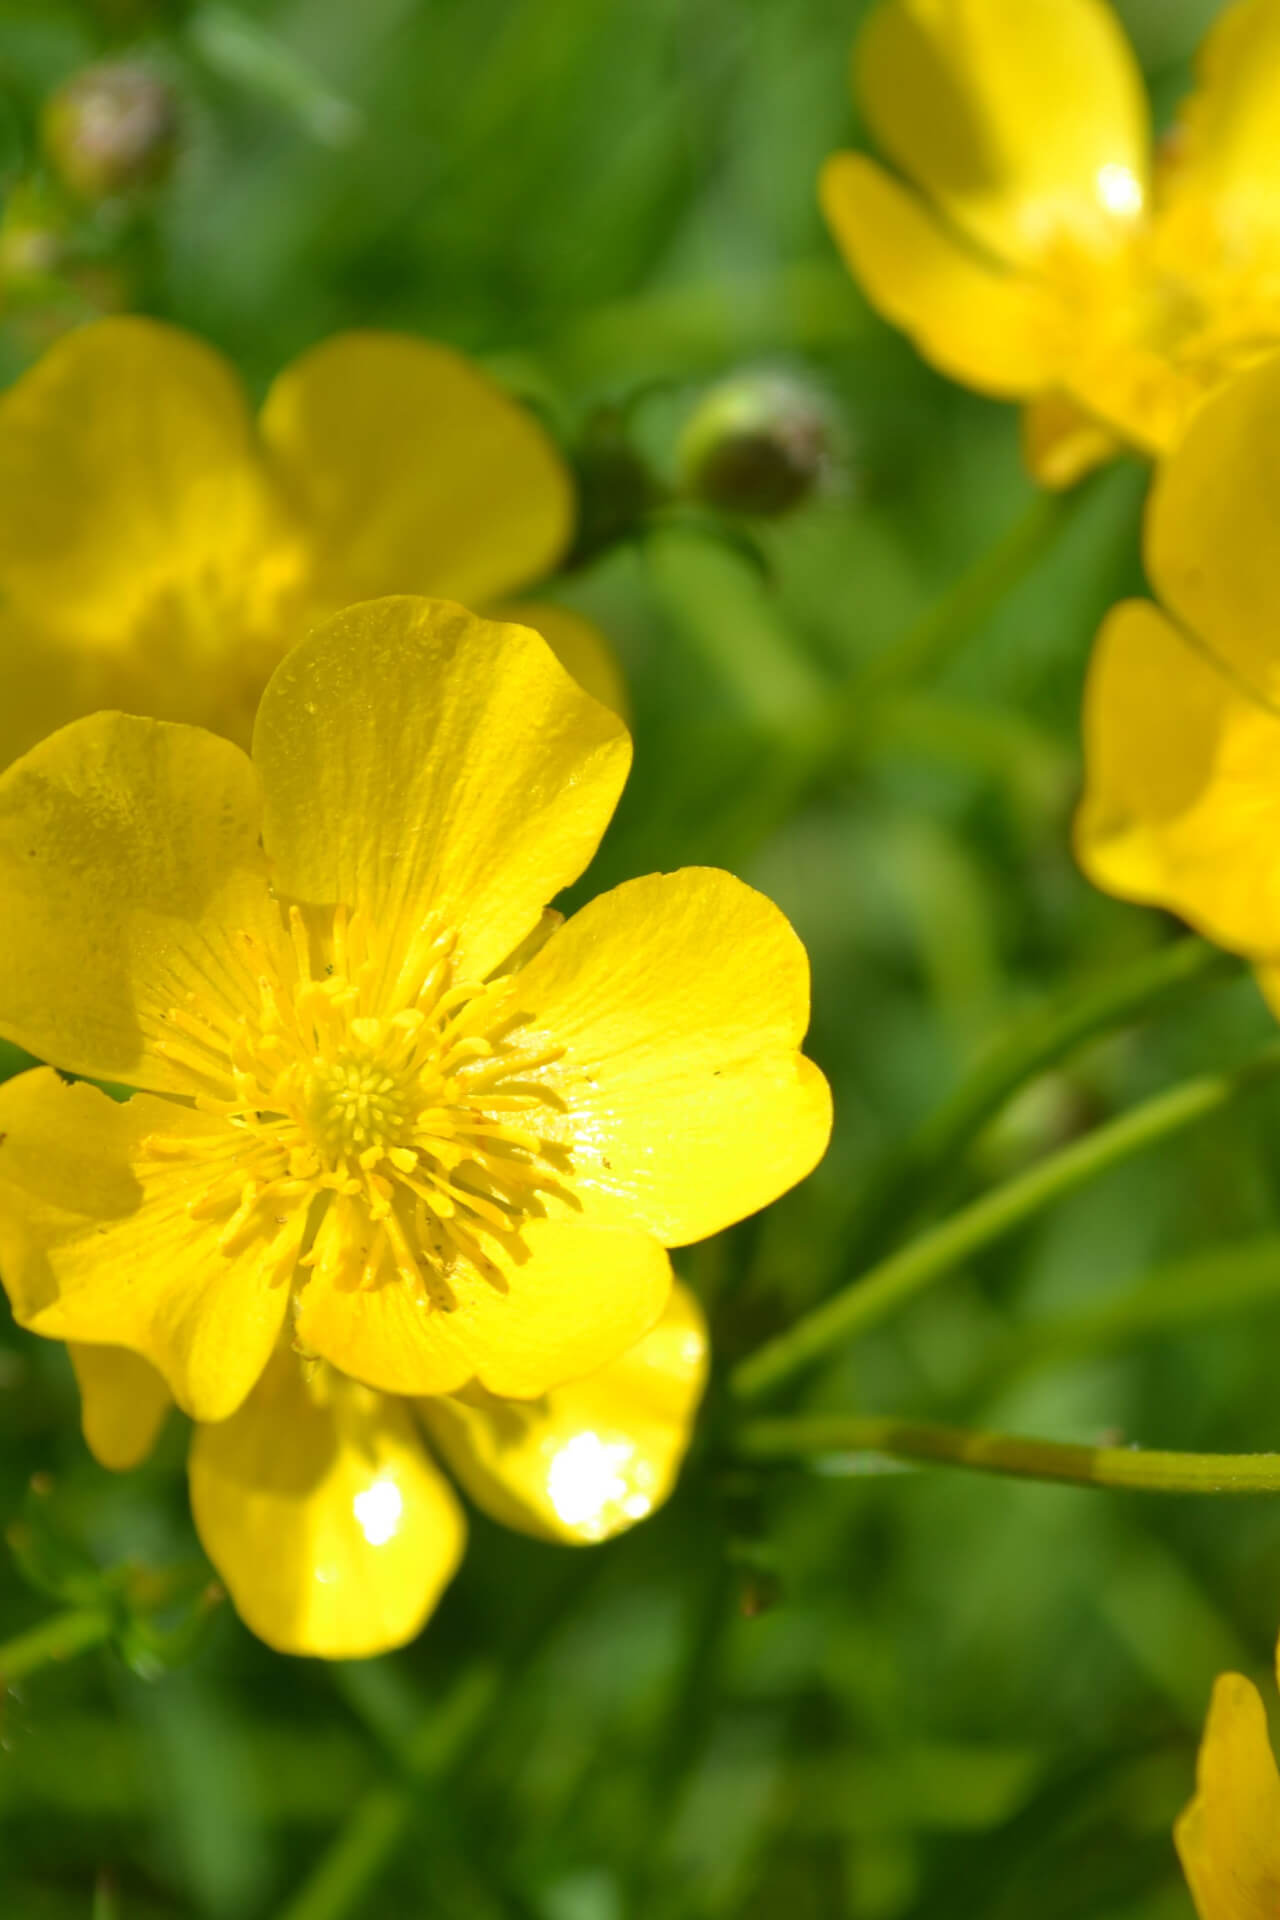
0, 1, 1275, 1915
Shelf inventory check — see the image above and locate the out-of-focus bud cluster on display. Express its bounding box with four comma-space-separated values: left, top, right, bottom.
679, 369, 837, 518
42, 60, 179, 202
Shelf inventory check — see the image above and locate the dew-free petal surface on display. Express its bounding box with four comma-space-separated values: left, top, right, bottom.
253, 597, 632, 986
1176, 1670, 1280, 1920
1020, 393, 1122, 489
820, 154, 1060, 396
1076, 599, 1280, 955
296, 1214, 672, 1402
501, 868, 833, 1246
421, 1281, 708, 1543
1169, 0, 1280, 250
496, 599, 629, 720
0, 1072, 300, 1422
855, 0, 1149, 267
68, 1343, 172, 1471
261, 331, 573, 610
0, 712, 285, 1092
0, 316, 291, 639
190, 1343, 465, 1658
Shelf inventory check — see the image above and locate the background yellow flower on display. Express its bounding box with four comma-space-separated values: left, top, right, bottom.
822, 0, 1280, 486
1177, 1655, 1280, 1918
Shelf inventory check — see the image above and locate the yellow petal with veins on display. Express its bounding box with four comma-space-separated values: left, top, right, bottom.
252, 596, 632, 988
496, 599, 628, 720
68, 1343, 171, 1471
854, 0, 1149, 268
496, 868, 833, 1247
260, 330, 573, 611
0, 709, 286, 1093
820, 154, 1061, 397
1176, 1669, 1280, 1919
0, 1071, 301, 1422
420, 1281, 708, 1543
190, 1342, 465, 1658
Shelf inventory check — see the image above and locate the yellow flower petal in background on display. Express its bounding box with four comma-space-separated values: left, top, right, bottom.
1145, 349, 1280, 708
1076, 599, 1280, 957
260, 330, 573, 611
496, 599, 629, 720
421, 1281, 708, 1543
253, 596, 632, 986
0, 710, 285, 1091
819, 154, 1061, 397
0, 1072, 301, 1421
853, 0, 1149, 268
296, 1216, 673, 1402
1176, 1667, 1280, 1919
1170, 0, 1280, 252
1020, 393, 1123, 491
67, 1343, 171, 1472
502, 868, 833, 1246
189, 1342, 465, 1658
0, 316, 299, 644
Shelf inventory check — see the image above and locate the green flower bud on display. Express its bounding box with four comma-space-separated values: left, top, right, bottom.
679, 370, 835, 518
43, 61, 179, 201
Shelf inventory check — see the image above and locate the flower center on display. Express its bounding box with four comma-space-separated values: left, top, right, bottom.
145, 904, 571, 1308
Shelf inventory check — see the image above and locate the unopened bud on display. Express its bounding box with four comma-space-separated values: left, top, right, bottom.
679, 370, 835, 518
43, 61, 179, 201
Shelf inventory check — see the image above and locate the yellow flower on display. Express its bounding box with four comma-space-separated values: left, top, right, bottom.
66, 1283, 709, 1659
821, 0, 1280, 487
0, 317, 623, 765
1176, 1656, 1280, 1918
1076, 346, 1280, 994
0, 596, 831, 1651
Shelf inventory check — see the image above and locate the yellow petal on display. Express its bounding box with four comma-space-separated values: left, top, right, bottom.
260, 331, 574, 610
67, 1343, 171, 1471
253, 596, 632, 985
420, 1281, 708, 1544
1020, 394, 1121, 489
296, 1214, 673, 1401
1076, 599, 1280, 954
0, 316, 291, 641
1167, 0, 1280, 250
1175, 1672, 1280, 1920
495, 599, 629, 720
854, 0, 1149, 267
0, 612, 115, 773
189, 1342, 465, 1658
820, 153, 1061, 396
0, 710, 286, 1092
498, 868, 833, 1246
0, 1070, 301, 1422
1146, 349, 1280, 706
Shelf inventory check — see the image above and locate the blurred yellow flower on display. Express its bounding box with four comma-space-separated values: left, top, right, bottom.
0, 317, 622, 764
1076, 347, 1280, 1000
821, 0, 1280, 487
67, 1284, 708, 1658
1176, 1657, 1280, 1918
0, 596, 830, 1650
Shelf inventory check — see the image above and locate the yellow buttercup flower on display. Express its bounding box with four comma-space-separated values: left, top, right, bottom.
1176, 1655, 1280, 1918
67, 1284, 709, 1658
0, 317, 622, 764
1076, 347, 1280, 994
0, 596, 830, 1651
822, 0, 1280, 487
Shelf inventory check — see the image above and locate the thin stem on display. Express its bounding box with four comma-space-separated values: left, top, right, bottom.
0, 1604, 113, 1683
840, 936, 1239, 1269
731, 1041, 1280, 1404
736, 1414, 1280, 1496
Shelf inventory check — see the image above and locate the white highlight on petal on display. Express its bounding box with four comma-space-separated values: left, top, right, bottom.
1097, 163, 1144, 218
353, 1476, 403, 1547
547, 1430, 635, 1536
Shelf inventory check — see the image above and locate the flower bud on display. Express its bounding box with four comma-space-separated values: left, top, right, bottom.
43, 61, 179, 201
679, 370, 835, 517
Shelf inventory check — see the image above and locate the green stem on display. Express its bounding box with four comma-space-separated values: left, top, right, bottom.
731, 1041, 1280, 1404
0, 1604, 113, 1682
840, 936, 1239, 1269
736, 1414, 1280, 1495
